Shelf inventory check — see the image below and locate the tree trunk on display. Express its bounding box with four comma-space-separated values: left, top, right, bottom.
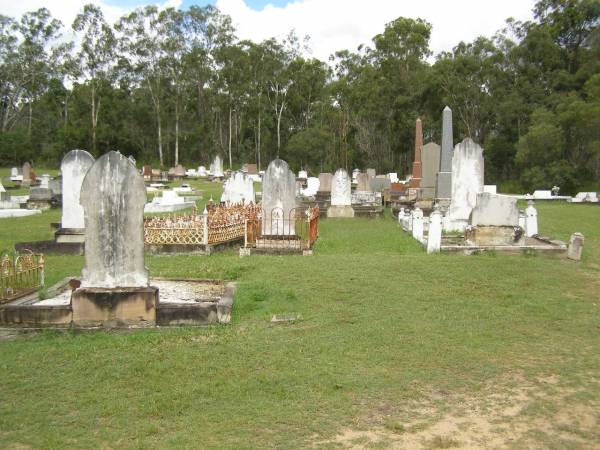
175, 100, 179, 166
257, 107, 261, 171
228, 106, 233, 169
91, 83, 97, 154
157, 100, 163, 166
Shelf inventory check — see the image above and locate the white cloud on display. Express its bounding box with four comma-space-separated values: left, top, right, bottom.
215, 0, 537, 60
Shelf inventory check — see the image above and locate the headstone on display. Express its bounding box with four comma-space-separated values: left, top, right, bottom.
427, 207, 442, 254
262, 159, 296, 236
221, 172, 255, 205
142, 165, 153, 179
246, 164, 258, 175
331, 169, 351, 206
356, 173, 371, 192
525, 200, 538, 237
210, 155, 224, 178
409, 118, 423, 188
567, 233, 584, 261
301, 177, 320, 197
10, 167, 18, 177
22, 162, 32, 182
298, 170, 308, 179
366, 168, 376, 179
446, 138, 484, 230
318, 173, 332, 193
29, 187, 53, 201
421, 143, 441, 199
412, 207, 424, 242
173, 165, 186, 178
198, 166, 207, 177
369, 177, 391, 192
470, 193, 519, 227
80, 151, 148, 288
61, 150, 95, 230
40, 174, 51, 189
352, 169, 360, 184
388, 173, 399, 183
435, 106, 453, 199
0, 179, 7, 201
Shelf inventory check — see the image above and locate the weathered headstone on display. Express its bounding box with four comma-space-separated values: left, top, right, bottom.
435, 106, 453, 199
262, 159, 296, 235
328, 169, 354, 218
421, 143, 441, 199
317, 173, 332, 193
221, 172, 255, 205
142, 165, 153, 179
80, 151, 148, 287
409, 118, 423, 188
210, 155, 224, 178
567, 233, 584, 261
59, 150, 95, 240
446, 138, 484, 230
470, 193, 519, 227
22, 162, 32, 183
356, 173, 371, 192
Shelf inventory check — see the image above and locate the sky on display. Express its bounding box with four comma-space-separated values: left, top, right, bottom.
1, 0, 538, 60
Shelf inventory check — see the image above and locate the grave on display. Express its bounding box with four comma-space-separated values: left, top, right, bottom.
300, 177, 320, 197
221, 172, 255, 205
144, 190, 196, 213
409, 118, 423, 189
327, 169, 354, 218
56, 150, 95, 244
569, 192, 598, 203
435, 106, 453, 201
445, 138, 484, 231
210, 155, 224, 180
466, 193, 524, 246
420, 143, 441, 199
10, 167, 22, 182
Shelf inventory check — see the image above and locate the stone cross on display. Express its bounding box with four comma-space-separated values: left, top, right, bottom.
262, 159, 296, 236
61, 150, 95, 230
331, 169, 351, 206
435, 106, 453, 199
80, 151, 148, 288
446, 138, 484, 230
410, 118, 423, 188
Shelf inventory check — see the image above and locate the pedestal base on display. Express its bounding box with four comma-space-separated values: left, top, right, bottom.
327, 205, 355, 218
72, 287, 158, 328
435, 171, 452, 199
55, 228, 85, 243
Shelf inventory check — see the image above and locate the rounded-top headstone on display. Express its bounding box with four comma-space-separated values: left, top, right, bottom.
61, 150, 95, 229
80, 151, 148, 288
331, 168, 351, 206
262, 159, 296, 235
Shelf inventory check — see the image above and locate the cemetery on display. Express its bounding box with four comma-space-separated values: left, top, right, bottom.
1, 0, 600, 448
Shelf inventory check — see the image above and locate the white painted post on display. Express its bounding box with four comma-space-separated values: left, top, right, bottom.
412, 207, 424, 242
202, 207, 209, 245
525, 200, 538, 237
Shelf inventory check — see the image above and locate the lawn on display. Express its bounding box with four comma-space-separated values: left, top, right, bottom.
1, 176, 599, 449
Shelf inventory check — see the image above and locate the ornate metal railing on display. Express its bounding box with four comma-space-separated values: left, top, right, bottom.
0, 250, 45, 302
244, 206, 319, 250
144, 203, 261, 246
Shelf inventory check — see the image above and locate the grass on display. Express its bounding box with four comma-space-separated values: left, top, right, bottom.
1, 175, 600, 448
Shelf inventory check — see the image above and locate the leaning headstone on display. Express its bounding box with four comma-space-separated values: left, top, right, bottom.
446, 138, 484, 231
328, 169, 354, 218
262, 159, 296, 236
356, 173, 371, 192
421, 143, 441, 199
470, 193, 519, 227
58, 150, 95, 241
435, 106, 453, 199
73, 151, 157, 327
409, 118, 423, 188
80, 151, 148, 287
567, 233, 584, 261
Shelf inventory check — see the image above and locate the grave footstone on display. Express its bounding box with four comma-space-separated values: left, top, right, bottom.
58, 150, 95, 242
567, 233, 584, 261
435, 106, 453, 199
427, 207, 442, 253
412, 207, 424, 242
262, 159, 296, 236
525, 200, 538, 237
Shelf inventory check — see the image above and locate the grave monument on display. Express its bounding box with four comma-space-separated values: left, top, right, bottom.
328, 169, 354, 218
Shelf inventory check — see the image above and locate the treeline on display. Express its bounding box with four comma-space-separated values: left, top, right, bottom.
0, 0, 598, 192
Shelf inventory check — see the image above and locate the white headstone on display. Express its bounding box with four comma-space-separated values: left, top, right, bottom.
446, 138, 484, 230
40, 174, 51, 189
301, 177, 320, 197
61, 150, 95, 230
427, 207, 442, 254
198, 166, 207, 177
525, 200, 538, 237
221, 172, 255, 205
388, 173, 399, 183
262, 159, 296, 236
331, 169, 351, 206
10, 167, 18, 177
470, 193, 519, 227
80, 151, 148, 288
298, 170, 308, 179
211, 155, 224, 177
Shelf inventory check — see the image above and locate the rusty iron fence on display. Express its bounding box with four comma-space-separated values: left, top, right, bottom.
0, 250, 45, 302
144, 203, 261, 246
244, 206, 319, 250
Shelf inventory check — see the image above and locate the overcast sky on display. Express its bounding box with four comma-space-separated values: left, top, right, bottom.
1, 0, 537, 60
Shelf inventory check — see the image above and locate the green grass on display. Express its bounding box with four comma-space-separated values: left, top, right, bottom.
1, 178, 599, 448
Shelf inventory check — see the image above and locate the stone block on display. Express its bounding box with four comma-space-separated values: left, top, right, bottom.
465, 226, 524, 246
72, 287, 158, 328
470, 193, 519, 227
567, 233, 584, 261
327, 205, 355, 218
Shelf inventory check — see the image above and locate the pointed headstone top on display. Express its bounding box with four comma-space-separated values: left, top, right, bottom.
444, 106, 452, 112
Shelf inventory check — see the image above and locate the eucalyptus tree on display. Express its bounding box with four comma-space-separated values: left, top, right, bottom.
116, 6, 168, 166
72, 3, 116, 154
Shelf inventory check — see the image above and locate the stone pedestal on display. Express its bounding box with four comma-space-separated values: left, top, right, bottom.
55, 228, 85, 243
327, 205, 355, 218
464, 226, 524, 246
72, 287, 158, 328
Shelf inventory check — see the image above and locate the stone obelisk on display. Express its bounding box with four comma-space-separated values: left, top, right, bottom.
435, 106, 453, 200
409, 118, 423, 188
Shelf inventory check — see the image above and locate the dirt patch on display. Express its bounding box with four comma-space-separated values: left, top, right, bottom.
315, 374, 600, 449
